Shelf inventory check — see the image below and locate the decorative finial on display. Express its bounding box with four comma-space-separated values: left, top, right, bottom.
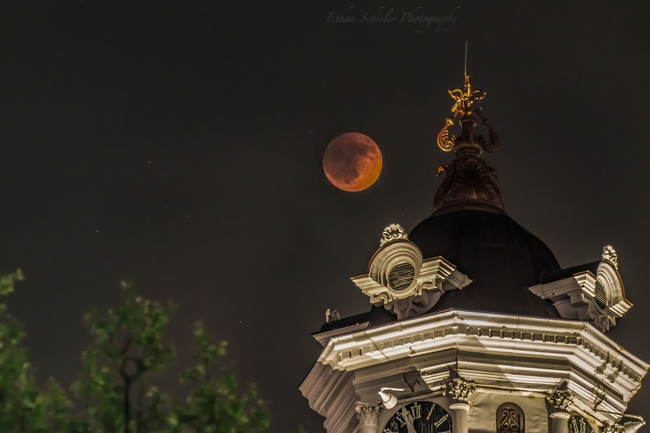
380, 224, 408, 246
436, 66, 499, 155
602, 245, 618, 269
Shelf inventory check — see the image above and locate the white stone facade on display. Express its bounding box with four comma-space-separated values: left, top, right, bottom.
300, 309, 648, 433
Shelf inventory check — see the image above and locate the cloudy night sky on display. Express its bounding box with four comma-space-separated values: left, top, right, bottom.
1, 1, 650, 432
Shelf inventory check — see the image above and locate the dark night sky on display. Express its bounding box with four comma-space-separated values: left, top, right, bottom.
1, 1, 650, 432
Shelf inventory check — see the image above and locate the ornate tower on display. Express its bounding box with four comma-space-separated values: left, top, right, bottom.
300, 75, 648, 433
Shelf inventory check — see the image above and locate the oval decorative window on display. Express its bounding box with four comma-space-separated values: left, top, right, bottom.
388, 262, 415, 291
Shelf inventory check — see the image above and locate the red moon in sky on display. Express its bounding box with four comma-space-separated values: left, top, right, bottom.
322, 132, 383, 192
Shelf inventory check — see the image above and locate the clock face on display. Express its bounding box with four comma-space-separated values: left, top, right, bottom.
382, 401, 452, 433
569, 415, 594, 433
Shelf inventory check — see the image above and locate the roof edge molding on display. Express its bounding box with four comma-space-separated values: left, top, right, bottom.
303, 308, 648, 428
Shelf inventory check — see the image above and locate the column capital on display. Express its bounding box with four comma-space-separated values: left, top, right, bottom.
356, 402, 381, 427
549, 412, 571, 420
546, 388, 573, 412
603, 423, 625, 433
443, 377, 476, 404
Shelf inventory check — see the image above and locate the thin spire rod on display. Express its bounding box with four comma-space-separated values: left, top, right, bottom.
464, 41, 468, 76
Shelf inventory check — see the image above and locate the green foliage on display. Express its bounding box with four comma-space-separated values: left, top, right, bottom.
0, 269, 23, 296
73, 281, 176, 433
0, 270, 73, 433
0, 276, 274, 433
42, 379, 74, 433
172, 322, 270, 433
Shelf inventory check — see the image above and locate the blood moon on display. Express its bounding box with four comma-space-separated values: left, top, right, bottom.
322, 132, 383, 192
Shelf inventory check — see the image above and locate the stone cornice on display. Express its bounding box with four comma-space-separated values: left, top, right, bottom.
318, 310, 645, 376
312, 309, 647, 421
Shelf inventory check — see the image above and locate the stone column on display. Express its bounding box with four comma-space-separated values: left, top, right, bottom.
449, 402, 470, 433
549, 412, 571, 433
546, 388, 573, 433
443, 377, 476, 433
356, 402, 381, 433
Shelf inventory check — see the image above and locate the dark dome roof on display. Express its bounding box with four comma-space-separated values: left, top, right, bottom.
408, 207, 561, 317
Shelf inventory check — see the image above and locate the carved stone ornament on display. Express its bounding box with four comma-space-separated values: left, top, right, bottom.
442, 377, 476, 403
603, 423, 625, 433
602, 245, 618, 269
380, 224, 408, 246
355, 402, 381, 426
545, 388, 573, 412
384, 290, 442, 320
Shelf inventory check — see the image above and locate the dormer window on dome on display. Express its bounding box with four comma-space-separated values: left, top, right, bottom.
351, 224, 472, 320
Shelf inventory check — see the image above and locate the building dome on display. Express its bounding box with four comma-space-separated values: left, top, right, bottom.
409, 207, 561, 317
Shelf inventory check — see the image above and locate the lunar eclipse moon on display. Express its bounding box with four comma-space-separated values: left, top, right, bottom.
322, 132, 383, 192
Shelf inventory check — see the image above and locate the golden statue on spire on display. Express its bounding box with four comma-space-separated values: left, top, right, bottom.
436, 74, 499, 153
437, 75, 487, 152
432, 48, 503, 210
449, 75, 485, 119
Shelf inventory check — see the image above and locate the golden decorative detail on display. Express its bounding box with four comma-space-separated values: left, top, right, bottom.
448, 75, 485, 119
436, 75, 487, 152
436, 118, 455, 152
